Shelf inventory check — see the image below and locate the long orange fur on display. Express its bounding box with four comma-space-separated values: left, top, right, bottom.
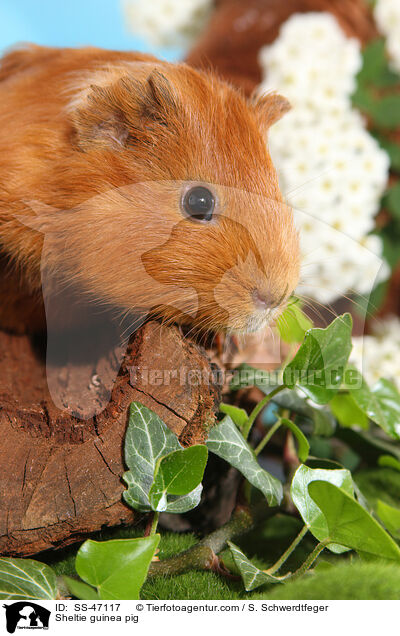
0, 44, 300, 334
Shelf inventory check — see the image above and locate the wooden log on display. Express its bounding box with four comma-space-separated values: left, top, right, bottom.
0, 322, 221, 556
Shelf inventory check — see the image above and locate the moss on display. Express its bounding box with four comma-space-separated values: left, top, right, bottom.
251, 561, 400, 600
142, 570, 243, 600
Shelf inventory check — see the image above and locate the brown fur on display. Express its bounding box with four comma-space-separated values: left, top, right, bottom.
0, 44, 300, 334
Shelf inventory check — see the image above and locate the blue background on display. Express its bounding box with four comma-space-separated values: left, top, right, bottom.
0, 0, 182, 61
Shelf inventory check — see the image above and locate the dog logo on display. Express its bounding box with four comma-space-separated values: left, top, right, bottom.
3, 602, 50, 633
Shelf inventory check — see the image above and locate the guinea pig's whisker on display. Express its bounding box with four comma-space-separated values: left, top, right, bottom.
291, 294, 335, 324
296, 282, 378, 318
283, 167, 334, 201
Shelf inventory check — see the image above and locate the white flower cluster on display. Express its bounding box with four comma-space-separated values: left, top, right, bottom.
122, 0, 213, 49
374, 0, 400, 73
258, 13, 390, 304
350, 315, 400, 391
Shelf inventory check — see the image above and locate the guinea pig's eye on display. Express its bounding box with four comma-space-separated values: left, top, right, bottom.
182, 186, 215, 221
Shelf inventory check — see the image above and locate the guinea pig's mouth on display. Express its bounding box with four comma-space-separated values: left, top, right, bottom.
243, 306, 281, 334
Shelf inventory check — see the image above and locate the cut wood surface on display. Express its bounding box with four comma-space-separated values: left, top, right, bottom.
0, 322, 221, 556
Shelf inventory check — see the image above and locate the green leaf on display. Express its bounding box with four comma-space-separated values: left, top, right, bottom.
283, 314, 353, 404
219, 403, 248, 431
352, 85, 378, 116
0, 558, 57, 600
357, 39, 387, 85
280, 418, 309, 463
276, 302, 313, 343
227, 542, 284, 591
338, 427, 400, 462
373, 95, 400, 129
229, 363, 276, 393
383, 183, 400, 219
377, 500, 400, 538
149, 446, 208, 512
63, 576, 99, 600
329, 392, 369, 429
159, 485, 203, 513
380, 225, 400, 268
378, 455, 400, 472
123, 402, 203, 513
373, 131, 400, 172
273, 391, 335, 436
311, 409, 336, 437
206, 416, 283, 505
291, 465, 353, 553
349, 373, 400, 439
75, 536, 160, 600
308, 481, 400, 562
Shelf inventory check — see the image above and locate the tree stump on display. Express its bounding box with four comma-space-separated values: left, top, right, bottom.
187, 0, 377, 95
0, 322, 221, 556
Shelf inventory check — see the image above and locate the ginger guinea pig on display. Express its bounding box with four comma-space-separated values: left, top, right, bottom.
0, 44, 299, 335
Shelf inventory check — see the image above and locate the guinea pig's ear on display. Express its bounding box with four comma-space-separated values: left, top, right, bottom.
139, 70, 178, 124
71, 83, 130, 150
71, 70, 177, 151
252, 92, 291, 133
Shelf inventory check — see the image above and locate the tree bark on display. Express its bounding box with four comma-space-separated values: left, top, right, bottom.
0, 322, 221, 556
187, 0, 377, 95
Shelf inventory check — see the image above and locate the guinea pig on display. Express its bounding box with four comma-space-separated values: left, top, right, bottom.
0, 44, 300, 335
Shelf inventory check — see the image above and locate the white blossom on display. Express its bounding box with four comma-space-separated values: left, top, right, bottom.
122, 0, 213, 49
258, 13, 390, 304
350, 316, 400, 390
374, 0, 400, 73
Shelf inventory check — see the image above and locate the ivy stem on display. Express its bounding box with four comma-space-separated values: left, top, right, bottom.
148, 500, 277, 578
254, 419, 282, 456
150, 511, 160, 536
291, 539, 329, 579
267, 525, 308, 575
243, 385, 285, 439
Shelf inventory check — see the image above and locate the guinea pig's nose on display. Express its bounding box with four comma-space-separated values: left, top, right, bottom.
252, 288, 275, 311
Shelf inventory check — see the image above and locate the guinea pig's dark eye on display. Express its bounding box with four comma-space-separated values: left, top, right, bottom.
182, 186, 215, 221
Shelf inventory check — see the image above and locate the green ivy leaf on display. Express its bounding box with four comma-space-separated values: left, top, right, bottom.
219, 403, 249, 431
63, 576, 99, 600
280, 418, 309, 463
276, 302, 313, 343
378, 455, 400, 472
308, 481, 400, 562
329, 392, 369, 429
75, 536, 160, 600
206, 416, 283, 505
123, 402, 203, 513
229, 363, 277, 393
376, 500, 400, 538
291, 465, 353, 553
311, 409, 336, 437
0, 558, 57, 600
149, 446, 208, 512
229, 365, 335, 436
338, 427, 400, 462
273, 391, 335, 436
283, 314, 353, 404
349, 374, 400, 439
227, 542, 285, 591
158, 485, 203, 513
